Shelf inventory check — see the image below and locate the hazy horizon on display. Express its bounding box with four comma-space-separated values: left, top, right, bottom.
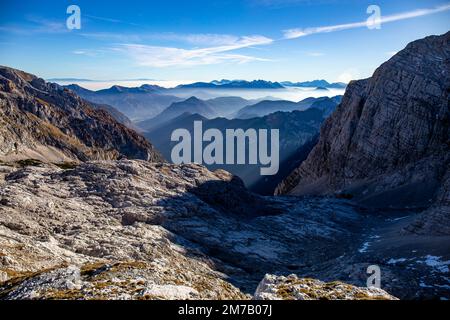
1, 0, 449, 84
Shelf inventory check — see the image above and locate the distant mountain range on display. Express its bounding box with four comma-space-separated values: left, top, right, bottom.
54, 77, 347, 90
94, 84, 167, 94
142, 97, 218, 128
65, 84, 182, 121
144, 104, 338, 194
177, 80, 284, 89
281, 80, 347, 89
235, 96, 342, 119
178, 79, 347, 89
49, 78, 156, 82
137, 96, 256, 130
89, 102, 134, 128
60, 79, 346, 121
137, 95, 341, 132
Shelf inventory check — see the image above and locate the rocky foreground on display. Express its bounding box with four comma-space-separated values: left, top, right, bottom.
1, 160, 447, 300
0, 160, 397, 300
255, 275, 397, 300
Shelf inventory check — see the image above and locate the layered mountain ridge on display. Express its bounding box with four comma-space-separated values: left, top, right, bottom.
144, 107, 330, 194
0, 66, 163, 163
177, 80, 284, 89
235, 96, 341, 119
66, 84, 182, 121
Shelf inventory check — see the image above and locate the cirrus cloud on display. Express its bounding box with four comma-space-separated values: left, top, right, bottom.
116, 35, 274, 67
284, 3, 450, 39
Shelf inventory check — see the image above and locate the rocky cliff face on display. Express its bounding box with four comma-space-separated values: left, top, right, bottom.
276, 32, 450, 216
0, 66, 163, 163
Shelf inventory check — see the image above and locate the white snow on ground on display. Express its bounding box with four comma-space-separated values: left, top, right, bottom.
358, 235, 381, 254
387, 258, 408, 265
387, 216, 409, 222
419, 281, 433, 288
358, 242, 370, 253
419, 256, 450, 273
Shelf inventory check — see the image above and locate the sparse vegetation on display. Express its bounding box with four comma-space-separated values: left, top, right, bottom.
16, 159, 43, 167
54, 162, 79, 170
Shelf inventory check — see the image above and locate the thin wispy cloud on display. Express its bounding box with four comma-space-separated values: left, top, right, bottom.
248, 0, 334, 8
72, 49, 107, 57
84, 14, 141, 27
0, 16, 68, 35
306, 52, 325, 57
283, 4, 450, 39
4, 3, 444, 71
110, 4, 449, 68
81, 32, 253, 47
25, 16, 68, 34
80, 32, 143, 42
117, 35, 274, 67
155, 33, 245, 46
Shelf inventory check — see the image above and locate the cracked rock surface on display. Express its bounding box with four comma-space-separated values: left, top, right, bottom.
0, 160, 381, 300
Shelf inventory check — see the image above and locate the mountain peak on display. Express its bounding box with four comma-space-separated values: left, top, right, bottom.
184, 96, 203, 103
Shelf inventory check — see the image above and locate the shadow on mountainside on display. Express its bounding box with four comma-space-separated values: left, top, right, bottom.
144, 174, 364, 294
148, 174, 450, 299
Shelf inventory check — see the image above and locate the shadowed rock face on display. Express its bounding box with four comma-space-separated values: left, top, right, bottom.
276, 32, 450, 213
0, 66, 163, 163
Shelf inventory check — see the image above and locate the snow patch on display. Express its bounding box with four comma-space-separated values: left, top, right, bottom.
358, 242, 370, 253
419, 255, 450, 273
387, 258, 408, 265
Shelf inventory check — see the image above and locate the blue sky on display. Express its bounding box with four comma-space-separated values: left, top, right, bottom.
0, 0, 449, 85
